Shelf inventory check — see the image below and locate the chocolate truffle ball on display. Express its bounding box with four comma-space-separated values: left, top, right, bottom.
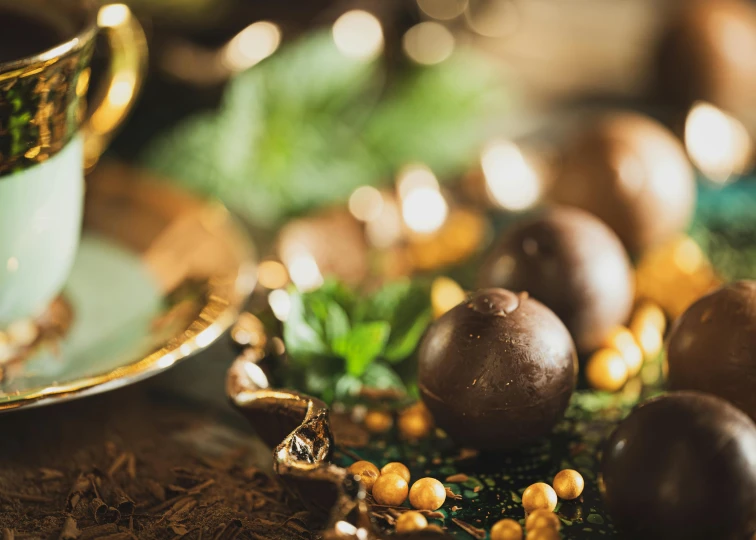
549, 113, 696, 256
601, 392, 756, 540
667, 281, 756, 421
479, 207, 634, 353
656, 0, 756, 120
418, 288, 577, 450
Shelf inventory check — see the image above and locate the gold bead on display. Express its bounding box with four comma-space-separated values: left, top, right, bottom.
552, 469, 584, 500
395, 510, 427, 532
372, 473, 409, 506
381, 462, 411, 483
634, 301, 667, 333
602, 326, 643, 377
347, 461, 380, 492
586, 348, 628, 392
399, 402, 434, 440
526, 528, 560, 540
425, 524, 445, 534
490, 518, 523, 540
364, 410, 393, 434
629, 314, 663, 359
521, 483, 557, 513
409, 477, 446, 511
525, 509, 561, 531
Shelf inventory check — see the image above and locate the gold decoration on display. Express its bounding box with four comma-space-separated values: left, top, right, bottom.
521, 483, 557, 513
602, 326, 643, 377
398, 402, 434, 440
364, 410, 393, 434
396, 511, 428, 532
409, 477, 446, 511
525, 509, 561, 531
347, 461, 380, 493
586, 348, 629, 392
525, 529, 561, 540
381, 462, 411, 484
372, 473, 409, 506
490, 518, 523, 540
552, 469, 584, 500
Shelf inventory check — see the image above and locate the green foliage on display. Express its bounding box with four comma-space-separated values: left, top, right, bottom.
141, 30, 511, 227
282, 279, 432, 403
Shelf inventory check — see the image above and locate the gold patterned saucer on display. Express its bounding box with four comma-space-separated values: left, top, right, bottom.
0, 162, 256, 412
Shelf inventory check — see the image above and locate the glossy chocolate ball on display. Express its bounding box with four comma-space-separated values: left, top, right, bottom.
549, 113, 696, 256
418, 289, 576, 450
479, 207, 634, 353
667, 281, 756, 420
601, 392, 756, 539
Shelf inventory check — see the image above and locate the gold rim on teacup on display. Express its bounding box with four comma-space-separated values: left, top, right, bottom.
0, 1, 147, 175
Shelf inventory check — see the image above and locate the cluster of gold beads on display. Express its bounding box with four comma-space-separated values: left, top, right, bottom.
586, 301, 666, 392
346, 459, 447, 533
361, 402, 434, 440
490, 469, 584, 540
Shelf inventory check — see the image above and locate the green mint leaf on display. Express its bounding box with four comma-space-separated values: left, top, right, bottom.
325, 301, 350, 343
283, 291, 328, 361
383, 310, 432, 363
333, 321, 391, 376
361, 362, 406, 393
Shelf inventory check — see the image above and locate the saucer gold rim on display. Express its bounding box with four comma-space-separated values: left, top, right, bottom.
0, 161, 257, 412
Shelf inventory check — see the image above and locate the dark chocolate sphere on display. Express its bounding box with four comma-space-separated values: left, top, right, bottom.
549, 113, 696, 256
418, 288, 577, 450
657, 0, 756, 120
667, 280, 756, 421
601, 392, 756, 540
479, 207, 634, 353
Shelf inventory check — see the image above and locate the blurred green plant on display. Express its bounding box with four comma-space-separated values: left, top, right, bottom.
282, 279, 432, 404
141, 31, 510, 227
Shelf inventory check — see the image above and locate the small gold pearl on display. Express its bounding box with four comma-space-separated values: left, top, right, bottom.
347, 461, 379, 492
602, 326, 643, 377
552, 469, 584, 500
364, 410, 393, 434
490, 518, 523, 540
586, 348, 628, 392
409, 477, 446, 511
526, 528, 560, 540
381, 462, 411, 483
525, 508, 561, 531
372, 473, 409, 506
396, 510, 427, 532
399, 402, 434, 440
521, 483, 557, 513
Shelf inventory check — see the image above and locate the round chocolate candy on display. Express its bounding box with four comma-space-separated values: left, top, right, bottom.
549, 113, 696, 256
418, 288, 577, 450
479, 207, 634, 353
666, 280, 756, 421
601, 392, 756, 539
656, 0, 756, 119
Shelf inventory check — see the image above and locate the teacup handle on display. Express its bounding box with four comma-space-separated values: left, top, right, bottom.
82, 3, 148, 170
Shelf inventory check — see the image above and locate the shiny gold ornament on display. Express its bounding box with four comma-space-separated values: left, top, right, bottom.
522, 483, 558, 513
490, 518, 523, 540
381, 462, 411, 483
347, 461, 380, 492
586, 348, 629, 392
526, 528, 561, 540
372, 473, 409, 506
409, 477, 446, 511
364, 410, 393, 434
602, 326, 643, 377
395, 511, 428, 532
399, 402, 434, 440
525, 509, 561, 531
552, 469, 584, 500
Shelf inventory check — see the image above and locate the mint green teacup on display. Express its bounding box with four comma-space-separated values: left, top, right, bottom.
0, 0, 146, 328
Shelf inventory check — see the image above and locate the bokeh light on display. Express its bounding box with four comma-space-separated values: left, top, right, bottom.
366, 196, 403, 248
284, 251, 324, 291
685, 102, 752, 184
481, 140, 541, 211
349, 186, 384, 222
417, 0, 468, 20
222, 21, 281, 72
403, 22, 455, 65
465, 0, 519, 38
431, 276, 466, 318
332, 10, 384, 61
397, 165, 449, 234
257, 260, 289, 290
397, 164, 440, 198
268, 289, 291, 321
